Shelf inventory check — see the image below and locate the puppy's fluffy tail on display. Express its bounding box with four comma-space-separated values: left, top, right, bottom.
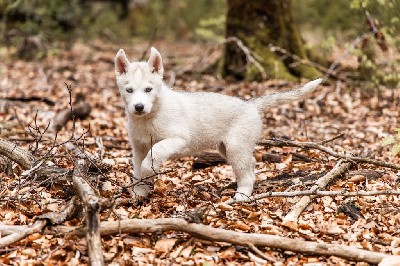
252, 78, 323, 111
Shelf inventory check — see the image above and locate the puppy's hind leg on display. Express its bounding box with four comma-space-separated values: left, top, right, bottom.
223, 140, 256, 201
224, 116, 261, 201
230, 154, 256, 202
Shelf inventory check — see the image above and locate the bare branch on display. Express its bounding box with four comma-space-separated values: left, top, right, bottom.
48, 217, 389, 264
0, 220, 46, 248
248, 243, 276, 263
72, 159, 105, 266
226, 189, 400, 204
224, 37, 267, 79
282, 160, 352, 230
0, 138, 34, 169
259, 138, 400, 170
50, 101, 91, 132
38, 196, 80, 225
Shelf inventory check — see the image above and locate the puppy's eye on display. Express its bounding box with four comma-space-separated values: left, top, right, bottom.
126, 87, 133, 93
145, 87, 153, 93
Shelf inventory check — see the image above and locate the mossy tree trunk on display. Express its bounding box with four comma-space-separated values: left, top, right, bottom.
223, 0, 321, 81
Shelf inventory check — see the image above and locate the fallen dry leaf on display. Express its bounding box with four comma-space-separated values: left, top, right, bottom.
154, 238, 177, 254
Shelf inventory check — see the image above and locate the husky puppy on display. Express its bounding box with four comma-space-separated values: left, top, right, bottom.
115, 47, 322, 201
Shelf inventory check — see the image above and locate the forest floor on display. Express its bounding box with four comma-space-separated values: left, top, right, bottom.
0, 40, 400, 265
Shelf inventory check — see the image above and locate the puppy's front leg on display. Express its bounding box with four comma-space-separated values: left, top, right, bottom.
140, 138, 188, 197
131, 142, 149, 197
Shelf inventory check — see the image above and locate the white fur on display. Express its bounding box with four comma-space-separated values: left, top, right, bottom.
115, 47, 323, 201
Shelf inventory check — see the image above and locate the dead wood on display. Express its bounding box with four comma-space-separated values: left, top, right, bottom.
193, 152, 227, 170
0, 138, 71, 182
0, 138, 34, 169
347, 169, 383, 180
37, 196, 80, 225
229, 189, 400, 200
64, 142, 112, 173
50, 101, 91, 131
0, 224, 30, 236
282, 160, 352, 229
259, 138, 400, 170
72, 159, 105, 266
0, 220, 46, 249
0, 96, 55, 106
291, 152, 313, 162
47, 217, 389, 264
337, 201, 365, 220
262, 153, 282, 163
0, 197, 81, 248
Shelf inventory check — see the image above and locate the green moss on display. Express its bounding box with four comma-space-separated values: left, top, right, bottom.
291, 64, 322, 80
223, 0, 323, 81
229, 34, 297, 81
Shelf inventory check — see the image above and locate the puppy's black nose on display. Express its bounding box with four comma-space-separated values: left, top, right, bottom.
135, 104, 144, 112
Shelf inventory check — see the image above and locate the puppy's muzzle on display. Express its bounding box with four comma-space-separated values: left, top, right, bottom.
134, 103, 145, 114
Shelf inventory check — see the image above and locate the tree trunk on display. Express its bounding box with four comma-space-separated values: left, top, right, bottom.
223, 0, 321, 81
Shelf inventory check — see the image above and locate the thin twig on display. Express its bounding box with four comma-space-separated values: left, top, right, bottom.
281, 160, 352, 230
223, 37, 266, 79
259, 138, 400, 170
248, 243, 276, 262
242, 189, 400, 200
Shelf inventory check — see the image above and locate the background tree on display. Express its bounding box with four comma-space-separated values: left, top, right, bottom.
223, 0, 322, 81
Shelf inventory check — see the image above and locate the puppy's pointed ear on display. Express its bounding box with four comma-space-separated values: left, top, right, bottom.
115, 49, 129, 75
148, 47, 163, 76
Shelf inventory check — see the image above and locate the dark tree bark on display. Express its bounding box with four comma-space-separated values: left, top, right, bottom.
223, 0, 321, 81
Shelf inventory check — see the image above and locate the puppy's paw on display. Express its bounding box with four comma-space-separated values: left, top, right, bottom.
233, 192, 250, 202
133, 184, 151, 198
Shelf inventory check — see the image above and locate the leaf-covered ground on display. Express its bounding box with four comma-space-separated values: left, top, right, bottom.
1, 41, 400, 265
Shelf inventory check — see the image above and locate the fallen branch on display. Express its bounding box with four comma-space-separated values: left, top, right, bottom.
50, 101, 91, 131
0, 224, 30, 236
48, 217, 389, 264
248, 243, 276, 263
193, 152, 227, 170
229, 189, 400, 201
259, 138, 400, 170
0, 220, 46, 249
64, 142, 112, 173
38, 196, 80, 225
0, 196, 79, 248
0, 96, 55, 106
72, 159, 105, 266
0, 138, 34, 169
281, 160, 352, 230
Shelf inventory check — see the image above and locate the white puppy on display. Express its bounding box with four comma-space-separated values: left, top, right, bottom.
115, 47, 322, 201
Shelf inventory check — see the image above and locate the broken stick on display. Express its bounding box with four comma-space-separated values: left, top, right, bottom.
281, 159, 352, 230
0, 138, 34, 169
50, 101, 91, 131
72, 159, 105, 266
0, 220, 46, 249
